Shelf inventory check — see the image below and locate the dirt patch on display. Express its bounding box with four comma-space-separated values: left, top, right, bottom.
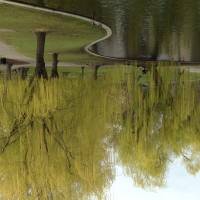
6, 58, 30, 65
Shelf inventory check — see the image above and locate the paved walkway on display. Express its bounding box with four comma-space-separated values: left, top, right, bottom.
0, 39, 81, 70
0, 40, 35, 64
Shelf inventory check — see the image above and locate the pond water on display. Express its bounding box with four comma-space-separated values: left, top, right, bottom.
111, 161, 200, 200
13, 0, 200, 61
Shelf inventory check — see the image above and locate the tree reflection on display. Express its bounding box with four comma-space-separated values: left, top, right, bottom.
114, 63, 200, 190
0, 64, 199, 198
0, 76, 118, 199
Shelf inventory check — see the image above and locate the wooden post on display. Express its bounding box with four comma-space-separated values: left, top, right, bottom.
6, 62, 13, 80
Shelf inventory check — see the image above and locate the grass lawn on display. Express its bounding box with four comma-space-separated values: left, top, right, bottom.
53, 65, 200, 81
0, 3, 107, 63
1, 64, 199, 81
26, 66, 111, 77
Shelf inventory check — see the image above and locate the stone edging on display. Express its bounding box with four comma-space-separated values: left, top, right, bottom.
0, 0, 112, 59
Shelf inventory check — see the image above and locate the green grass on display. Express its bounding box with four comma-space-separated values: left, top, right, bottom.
19, 66, 200, 80
1, 64, 200, 82
0, 4, 107, 63
0, 66, 112, 78
27, 66, 111, 76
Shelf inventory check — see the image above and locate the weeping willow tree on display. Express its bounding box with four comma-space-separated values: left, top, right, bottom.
113, 62, 200, 190
0, 71, 126, 199
0, 63, 200, 197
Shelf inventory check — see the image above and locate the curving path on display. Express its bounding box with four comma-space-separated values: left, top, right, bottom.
0, 0, 112, 69
0, 39, 81, 69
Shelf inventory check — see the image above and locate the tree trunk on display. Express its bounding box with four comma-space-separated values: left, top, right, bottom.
6, 62, 13, 80
147, 64, 162, 86
51, 53, 59, 78
92, 65, 100, 80
16, 67, 29, 80
33, 30, 50, 79
81, 66, 85, 77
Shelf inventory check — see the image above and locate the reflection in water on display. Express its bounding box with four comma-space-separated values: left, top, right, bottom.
115, 64, 200, 190
15, 0, 200, 61
111, 161, 200, 199
0, 63, 199, 198
0, 76, 117, 199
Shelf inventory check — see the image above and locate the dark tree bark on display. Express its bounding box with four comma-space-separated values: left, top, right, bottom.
86, 62, 112, 80
6, 62, 13, 80
91, 64, 101, 80
81, 66, 85, 77
33, 29, 51, 79
50, 53, 59, 78
16, 67, 29, 80
146, 64, 162, 86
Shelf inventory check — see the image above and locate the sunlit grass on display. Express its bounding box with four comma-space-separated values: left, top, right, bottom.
0, 4, 106, 63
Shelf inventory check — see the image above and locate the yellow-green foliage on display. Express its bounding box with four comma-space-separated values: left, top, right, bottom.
0, 73, 124, 199
0, 64, 200, 198
115, 63, 200, 190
